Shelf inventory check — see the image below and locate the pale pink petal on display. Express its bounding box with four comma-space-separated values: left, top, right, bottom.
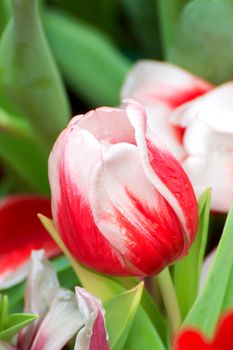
182, 119, 233, 157
121, 61, 211, 161
121, 60, 212, 107
70, 107, 135, 145
183, 154, 233, 213
124, 99, 198, 250
89, 141, 185, 275
30, 289, 83, 350
18, 250, 59, 350
49, 125, 131, 275
171, 82, 233, 133
0, 196, 60, 289
74, 287, 109, 350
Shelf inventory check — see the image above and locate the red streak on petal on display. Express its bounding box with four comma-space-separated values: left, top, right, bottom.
0, 195, 60, 274
111, 189, 184, 275
146, 138, 198, 247
57, 165, 131, 275
89, 311, 110, 350
148, 85, 212, 109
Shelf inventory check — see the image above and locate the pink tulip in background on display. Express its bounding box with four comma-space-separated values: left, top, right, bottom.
122, 61, 233, 213
49, 99, 198, 277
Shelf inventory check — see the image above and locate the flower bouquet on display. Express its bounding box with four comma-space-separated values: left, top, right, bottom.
0, 0, 233, 349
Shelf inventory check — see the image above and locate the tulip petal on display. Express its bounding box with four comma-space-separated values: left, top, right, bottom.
49, 126, 131, 275
30, 289, 83, 350
121, 61, 212, 160
74, 287, 109, 350
174, 329, 208, 350
89, 141, 185, 275
121, 60, 212, 108
183, 154, 233, 213
18, 250, 59, 350
171, 82, 233, 133
182, 119, 233, 157
213, 310, 233, 349
124, 99, 198, 249
70, 107, 135, 145
0, 196, 60, 289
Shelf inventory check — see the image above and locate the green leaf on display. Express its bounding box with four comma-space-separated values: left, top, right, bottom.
0, 313, 37, 341
123, 308, 166, 350
0, 295, 9, 331
0, 132, 49, 194
157, 0, 189, 56
0, 0, 70, 150
168, 0, 233, 83
121, 0, 162, 57
174, 189, 211, 319
44, 9, 131, 106
184, 202, 233, 336
105, 283, 143, 350
0, 0, 11, 34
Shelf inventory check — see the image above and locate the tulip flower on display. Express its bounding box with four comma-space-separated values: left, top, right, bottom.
0, 195, 60, 289
121, 60, 233, 212
174, 309, 233, 350
49, 99, 198, 276
1, 250, 109, 350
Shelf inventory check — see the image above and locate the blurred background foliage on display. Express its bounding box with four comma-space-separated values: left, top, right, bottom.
1, 0, 233, 197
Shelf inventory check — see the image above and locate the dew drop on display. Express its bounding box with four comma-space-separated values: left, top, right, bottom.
87, 329, 93, 337
121, 227, 126, 236
111, 217, 117, 224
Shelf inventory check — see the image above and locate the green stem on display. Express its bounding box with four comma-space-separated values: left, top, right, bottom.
156, 268, 181, 337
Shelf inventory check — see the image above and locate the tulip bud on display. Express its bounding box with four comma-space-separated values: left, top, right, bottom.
49, 100, 198, 276
0, 0, 70, 150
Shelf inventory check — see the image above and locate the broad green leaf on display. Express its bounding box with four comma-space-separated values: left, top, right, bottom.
157, 0, 189, 56
121, 0, 162, 57
174, 189, 211, 319
184, 202, 233, 336
105, 283, 143, 350
0, 0, 70, 150
169, 0, 233, 83
140, 287, 167, 344
0, 313, 37, 341
123, 308, 166, 350
0, 0, 11, 34
0, 96, 49, 193
0, 132, 49, 194
45, 9, 131, 106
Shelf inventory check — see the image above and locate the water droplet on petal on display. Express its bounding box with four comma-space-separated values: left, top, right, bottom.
175, 192, 182, 199
111, 217, 117, 224
87, 329, 93, 337
121, 227, 126, 236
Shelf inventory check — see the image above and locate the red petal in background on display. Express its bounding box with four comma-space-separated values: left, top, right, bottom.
174, 310, 233, 350
0, 195, 61, 289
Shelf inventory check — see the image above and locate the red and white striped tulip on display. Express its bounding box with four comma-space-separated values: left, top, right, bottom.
122, 60, 233, 212
49, 99, 198, 276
